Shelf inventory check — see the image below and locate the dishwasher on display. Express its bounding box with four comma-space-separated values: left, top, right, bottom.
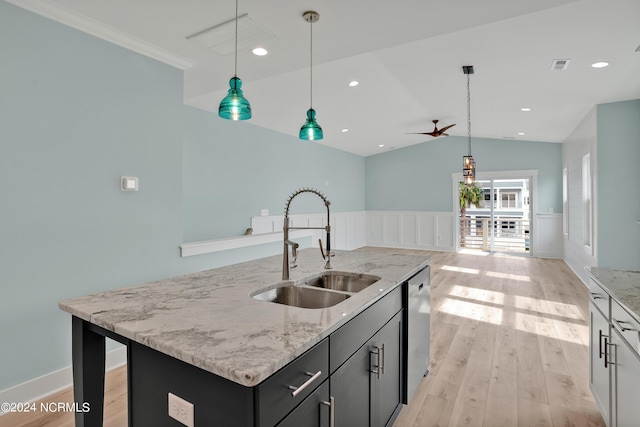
403, 265, 430, 404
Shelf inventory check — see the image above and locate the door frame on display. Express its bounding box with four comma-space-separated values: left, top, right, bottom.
452, 169, 538, 255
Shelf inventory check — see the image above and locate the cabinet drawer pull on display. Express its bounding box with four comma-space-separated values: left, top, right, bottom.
599, 329, 607, 359
288, 371, 322, 397
590, 292, 605, 300
322, 396, 335, 427
371, 346, 382, 379
371, 345, 385, 379
613, 318, 636, 332
604, 337, 615, 368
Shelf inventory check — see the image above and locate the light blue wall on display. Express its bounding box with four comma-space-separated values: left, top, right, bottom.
597, 99, 640, 270
183, 107, 365, 242
365, 136, 562, 213
0, 2, 364, 392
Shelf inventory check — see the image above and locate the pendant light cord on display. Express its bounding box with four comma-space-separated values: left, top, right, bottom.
234, 0, 239, 77
466, 73, 472, 156
309, 19, 314, 109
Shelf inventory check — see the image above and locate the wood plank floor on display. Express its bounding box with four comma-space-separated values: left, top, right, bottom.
1, 249, 605, 427
390, 249, 605, 427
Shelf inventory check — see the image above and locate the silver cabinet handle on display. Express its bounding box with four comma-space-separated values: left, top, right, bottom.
599, 329, 607, 359
613, 318, 636, 332
288, 371, 322, 397
604, 337, 615, 368
322, 396, 335, 427
371, 345, 384, 379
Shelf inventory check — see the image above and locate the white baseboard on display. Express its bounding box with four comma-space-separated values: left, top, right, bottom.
0, 346, 127, 416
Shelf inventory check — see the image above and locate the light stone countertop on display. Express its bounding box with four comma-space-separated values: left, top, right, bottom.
587, 267, 640, 323
59, 249, 430, 387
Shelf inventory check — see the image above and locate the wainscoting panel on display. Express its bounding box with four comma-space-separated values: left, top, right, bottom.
366, 211, 455, 252
534, 213, 563, 258
251, 211, 367, 251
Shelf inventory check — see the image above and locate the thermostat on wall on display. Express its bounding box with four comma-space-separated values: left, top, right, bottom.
121, 176, 139, 192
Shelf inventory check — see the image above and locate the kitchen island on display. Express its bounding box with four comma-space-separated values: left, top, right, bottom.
60, 248, 430, 426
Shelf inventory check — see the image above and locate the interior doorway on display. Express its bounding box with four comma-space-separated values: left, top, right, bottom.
455, 170, 536, 255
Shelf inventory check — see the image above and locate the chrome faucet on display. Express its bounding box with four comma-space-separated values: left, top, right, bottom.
282, 188, 332, 280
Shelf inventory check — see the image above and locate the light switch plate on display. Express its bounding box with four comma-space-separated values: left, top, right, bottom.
168, 392, 194, 427
120, 176, 138, 192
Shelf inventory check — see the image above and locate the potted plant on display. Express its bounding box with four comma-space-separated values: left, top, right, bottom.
459, 182, 483, 246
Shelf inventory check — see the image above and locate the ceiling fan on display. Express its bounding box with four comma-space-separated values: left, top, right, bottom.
407, 119, 456, 137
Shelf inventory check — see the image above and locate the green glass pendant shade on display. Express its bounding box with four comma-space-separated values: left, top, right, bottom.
299, 108, 323, 140
218, 77, 252, 120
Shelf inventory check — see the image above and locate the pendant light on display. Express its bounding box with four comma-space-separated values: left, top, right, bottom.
218, 0, 252, 120
299, 11, 323, 140
462, 65, 476, 186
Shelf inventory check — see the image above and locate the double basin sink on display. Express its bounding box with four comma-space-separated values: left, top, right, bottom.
252, 271, 381, 309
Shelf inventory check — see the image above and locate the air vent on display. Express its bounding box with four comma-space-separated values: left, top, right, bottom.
186, 14, 276, 55
551, 59, 571, 71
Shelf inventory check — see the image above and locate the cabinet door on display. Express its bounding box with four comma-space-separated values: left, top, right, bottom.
331, 340, 372, 427
277, 381, 330, 427
589, 303, 611, 427
611, 329, 640, 427
371, 311, 403, 427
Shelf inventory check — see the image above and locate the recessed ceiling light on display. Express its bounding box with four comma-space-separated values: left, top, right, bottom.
517, 132, 525, 136
252, 47, 268, 56
520, 107, 532, 112
591, 61, 609, 68
348, 81, 359, 87
341, 128, 349, 133
378, 144, 384, 148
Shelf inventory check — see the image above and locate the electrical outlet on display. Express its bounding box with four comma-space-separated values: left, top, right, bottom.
168, 392, 194, 427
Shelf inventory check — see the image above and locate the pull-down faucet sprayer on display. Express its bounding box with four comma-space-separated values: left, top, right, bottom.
282, 188, 332, 280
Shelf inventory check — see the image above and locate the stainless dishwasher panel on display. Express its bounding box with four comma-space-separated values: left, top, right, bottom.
404, 265, 430, 404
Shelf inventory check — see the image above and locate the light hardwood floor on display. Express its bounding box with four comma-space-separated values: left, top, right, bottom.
2, 249, 605, 427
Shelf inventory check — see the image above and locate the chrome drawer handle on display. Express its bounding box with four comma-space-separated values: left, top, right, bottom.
604, 337, 615, 368
599, 329, 608, 359
288, 371, 322, 397
371, 345, 385, 379
613, 318, 636, 332
322, 396, 335, 427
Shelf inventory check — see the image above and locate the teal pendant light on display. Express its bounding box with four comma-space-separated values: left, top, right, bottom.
218, 0, 251, 120
299, 11, 322, 140
300, 108, 323, 140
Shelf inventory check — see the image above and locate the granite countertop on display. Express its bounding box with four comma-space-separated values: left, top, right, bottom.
587, 267, 640, 323
59, 249, 430, 387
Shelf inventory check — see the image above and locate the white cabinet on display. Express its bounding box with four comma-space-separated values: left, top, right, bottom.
610, 309, 640, 427
588, 276, 640, 427
589, 301, 611, 426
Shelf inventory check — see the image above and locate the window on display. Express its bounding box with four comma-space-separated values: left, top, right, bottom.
563, 167, 568, 237
582, 155, 592, 251
500, 192, 517, 208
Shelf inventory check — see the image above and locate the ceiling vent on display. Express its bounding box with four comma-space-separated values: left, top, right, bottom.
550, 59, 571, 71
186, 14, 276, 55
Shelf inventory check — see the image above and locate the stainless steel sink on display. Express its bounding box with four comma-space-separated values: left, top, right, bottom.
252, 285, 350, 309
303, 272, 381, 293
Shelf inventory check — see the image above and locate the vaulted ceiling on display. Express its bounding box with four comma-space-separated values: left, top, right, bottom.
10, 0, 640, 156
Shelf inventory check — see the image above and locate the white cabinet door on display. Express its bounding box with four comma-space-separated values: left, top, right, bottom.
590, 302, 611, 426
611, 328, 640, 427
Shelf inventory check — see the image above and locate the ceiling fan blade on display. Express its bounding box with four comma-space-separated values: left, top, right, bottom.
438, 124, 456, 133
405, 132, 434, 135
